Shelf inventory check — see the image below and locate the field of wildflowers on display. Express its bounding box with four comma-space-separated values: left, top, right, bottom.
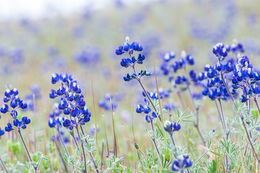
0, 0, 260, 172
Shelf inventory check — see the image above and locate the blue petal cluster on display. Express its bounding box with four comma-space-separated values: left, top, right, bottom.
98, 94, 118, 111
115, 40, 143, 55
24, 85, 41, 111
164, 120, 181, 133
49, 73, 91, 130
200, 42, 259, 102
0, 88, 30, 132
232, 56, 260, 102
115, 38, 151, 82
171, 155, 193, 172
160, 52, 194, 77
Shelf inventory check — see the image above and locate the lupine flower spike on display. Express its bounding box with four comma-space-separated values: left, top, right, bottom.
171, 155, 192, 173
49, 73, 99, 173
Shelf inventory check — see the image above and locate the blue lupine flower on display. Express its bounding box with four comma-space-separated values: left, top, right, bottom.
48, 118, 56, 128
5, 123, 13, 132
1, 104, 9, 113
229, 55, 260, 102
49, 73, 92, 130
163, 51, 175, 62
212, 43, 229, 59
231, 41, 244, 53
136, 104, 144, 113
148, 89, 171, 100
0, 88, 30, 132
88, 125, 100, 136
136, 92, 159, 123
164, 103, 177, 112
115, 37, 143, 55
164, 120, 181, 133
115, 37, 151, 82
0, 128, 5, 137
186, 55, 194, 65
24, 85, 41, 111
74, 47, 100, 66
171, 155, 193, 172
241, 95, 248, 103
99, 93, 119, 111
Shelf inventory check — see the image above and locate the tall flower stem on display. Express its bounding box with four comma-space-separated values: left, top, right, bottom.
17, 129, 37, 172
150, 120, 162, 163
75, 125, 87, 173
91, 79, 99, 157
0, 156, 8, 173
186, 85, 206, 146
70, 131, 80, 150
218, 99, 229, 139
53, 137, 69, 173
218, 99, 229, 172
136, 78, 161, 121
169, 133, 177, 158
136, 149, 145, 172
57, 127, 69, 156
184, 67, 206, 146
132, 65, 161, 121
254, 97, 260, 116
220, 73, 260, 162
80, 125, 100, 173
241, 117, 260, 162
215, 100, 225, 129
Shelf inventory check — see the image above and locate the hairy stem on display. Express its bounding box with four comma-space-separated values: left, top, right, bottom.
0, 156, 8, 173
220, 72, 260, 162
75, 125, 87, 173
218, 99, 229, 172
241, 117, 260, 162
57, 127, 69, 156
215, 100, 225, 129
53, 137, 69, 173
218, 99, 229, 139
184, 67, 205, 146
136, 78, 162, 121
70, 132, 80, 150
18, 129, 37, 172
190, 97, 206, 146
254, 97, 260, 116
80, 125, 100, 173
169, 133, 177, 158
150, 121, 162, 162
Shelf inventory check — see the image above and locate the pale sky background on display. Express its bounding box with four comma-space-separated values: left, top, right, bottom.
0, 0, 150, 21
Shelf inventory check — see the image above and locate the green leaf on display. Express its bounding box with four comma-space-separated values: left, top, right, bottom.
252, 109, 259, 119
208, 160, 217, 173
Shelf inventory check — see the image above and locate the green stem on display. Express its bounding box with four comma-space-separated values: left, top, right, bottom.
80, 125, 100, 173
254, 97, 260, 116
53, 137, 69, 173
18, 129, 37, 172
75, 125, 87, 173
220, 72, 259, 162
0, 155, 8, 173
184, 67, 205, 146
136, 78, 161, 121
169, 133, 177, 158
150, 121, 162, 163
241, 117, 260, 162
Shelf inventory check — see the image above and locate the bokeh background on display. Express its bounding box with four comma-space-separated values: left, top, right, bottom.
0, 0, 260, 168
